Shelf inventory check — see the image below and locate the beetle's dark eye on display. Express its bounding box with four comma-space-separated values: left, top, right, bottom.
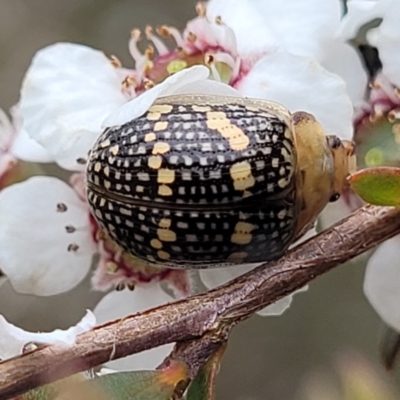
327, 135, 342, 149
329, 192, 340, 202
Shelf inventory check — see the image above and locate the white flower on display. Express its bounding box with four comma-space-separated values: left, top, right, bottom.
19, 43, 128, 171
93, 286, 173, 371
0, 176, 96, 295
0, 309, 95, 360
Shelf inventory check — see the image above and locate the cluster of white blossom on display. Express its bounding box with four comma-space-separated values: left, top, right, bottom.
0, 0, 397, 372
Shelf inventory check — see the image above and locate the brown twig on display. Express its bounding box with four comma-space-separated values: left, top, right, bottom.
0, 204, 399, 399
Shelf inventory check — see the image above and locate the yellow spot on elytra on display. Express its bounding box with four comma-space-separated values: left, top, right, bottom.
149, 104, 173, 114
278, 178, 288, 188
150, 238, 163, 249
94, 162, 102, 172
192, 105, 211, 112
229, 161, 255, 191
231, 222, 254, 245
103, 165, 110, 177
144, 133, 156, 142
157, 168, 175, 184
227, 252, 248, 263
159, 218, 171, 228
104, 180, 111, 190
245, 105, 259, 112
157, 228, 177, 242
152, 142, 171, 155
157, 250, 170, 260
154, 121, 168, 131
158, 185, 173, 196
206, 111, 250, 151
147, 112, 161, 121
95, 209, 103, 219
109, 145, 119, 156
100, 139, 111, 148
148, 155, 162, 169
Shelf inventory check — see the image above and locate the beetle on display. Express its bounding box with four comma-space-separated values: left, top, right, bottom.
86, 95, 354, 268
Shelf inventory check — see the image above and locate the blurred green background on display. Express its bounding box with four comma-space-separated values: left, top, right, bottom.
0, 1, 398, 399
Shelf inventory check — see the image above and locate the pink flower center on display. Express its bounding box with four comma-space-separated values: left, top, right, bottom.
112, 2, 251, 97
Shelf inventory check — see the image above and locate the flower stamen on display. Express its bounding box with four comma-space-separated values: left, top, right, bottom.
65, 225, 76, 233
205, 54, 221, 82
145, 45, 155, 61
109, 55, 122, 68
187, 32, 197, 43
143, 78, 155, 90
145, 26, 168, 56
157, 25, 185, 48
57, 203, 68, 212
76, 157, 87, 165
129, 29, 143, 63
67, 243, 79, 252
195, 1, 207, 17
122, 75, 137, 89
115, 283, 125, 291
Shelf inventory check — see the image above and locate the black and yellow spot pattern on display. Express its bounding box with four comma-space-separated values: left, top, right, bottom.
86, 95, 298, 268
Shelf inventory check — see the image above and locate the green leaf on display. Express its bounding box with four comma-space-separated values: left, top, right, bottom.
91, 364, 187, 400
348, 167, 400, 206
22, 374, 86, 400
22, 385, 57, 400
22, 363, 188, 400
187, 344, 226, 400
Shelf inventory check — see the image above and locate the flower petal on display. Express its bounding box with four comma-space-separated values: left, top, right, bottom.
257, 286, 308, 316
339, 0, 387, 40
0, 310, 95, 360
102, 65, 210, 128
364, 235, 400, 331
207, 0, 342, 60
172, 79, 242, 97
320, 41, 368, 111
19, 43, 126, 171
237, 51, 354, 139
11, 128, 53, 163
375, 1, 400, 88
94, 286, 173, 371
199, 264, 254, 289
0, 176, 96, 295
8, 105, 53, 163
